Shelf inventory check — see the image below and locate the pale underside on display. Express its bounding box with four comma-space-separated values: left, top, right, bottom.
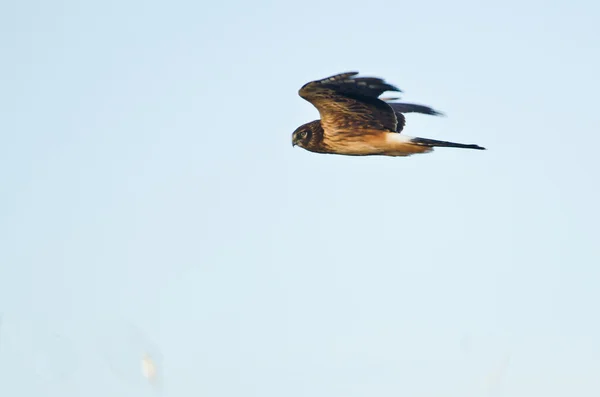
321, 130, 433, 157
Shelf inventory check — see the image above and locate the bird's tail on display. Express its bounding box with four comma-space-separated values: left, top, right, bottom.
409, 136, 486, 150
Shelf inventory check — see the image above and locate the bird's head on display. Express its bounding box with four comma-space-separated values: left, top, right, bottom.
291, 121, 319, 149
292, 126, 311, 148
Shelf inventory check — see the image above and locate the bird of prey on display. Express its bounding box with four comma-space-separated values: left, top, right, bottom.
292, 72, 485, 156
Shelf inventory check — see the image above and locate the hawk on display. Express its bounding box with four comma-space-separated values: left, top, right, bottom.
292, 72, 485, 156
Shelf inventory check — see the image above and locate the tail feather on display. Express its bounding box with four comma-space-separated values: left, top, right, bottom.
411, 137, 486, 151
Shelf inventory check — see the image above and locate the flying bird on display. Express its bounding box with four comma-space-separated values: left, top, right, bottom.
292, 72, 485, 156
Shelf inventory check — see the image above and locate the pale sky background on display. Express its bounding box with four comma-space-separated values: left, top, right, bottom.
1, 0, 600, 396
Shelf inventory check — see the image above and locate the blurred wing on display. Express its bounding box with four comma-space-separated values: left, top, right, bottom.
386, 102, 445, 132
386, 102, 445, 117
299, 72, 400, 134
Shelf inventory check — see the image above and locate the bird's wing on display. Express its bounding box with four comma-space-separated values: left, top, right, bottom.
385, 102, 445, 132
298, 72, 400, 134
385, 102, 445, 117
395, 112, 406, 133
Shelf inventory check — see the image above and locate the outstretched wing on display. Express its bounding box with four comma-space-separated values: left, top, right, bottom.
386, 101, 445, 132
385, 102, 445, 117
299, 72, 401, 134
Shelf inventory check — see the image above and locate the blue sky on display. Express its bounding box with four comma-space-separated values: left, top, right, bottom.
1, 0, 599, 395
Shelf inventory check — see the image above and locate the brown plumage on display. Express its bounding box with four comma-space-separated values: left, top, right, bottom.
292, 72, 486, 157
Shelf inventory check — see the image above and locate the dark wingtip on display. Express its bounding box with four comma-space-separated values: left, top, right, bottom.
418, 107, 445, 116
384, 83, 403, 93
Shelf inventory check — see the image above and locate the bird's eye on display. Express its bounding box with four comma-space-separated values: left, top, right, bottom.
300, 131, 307, 138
